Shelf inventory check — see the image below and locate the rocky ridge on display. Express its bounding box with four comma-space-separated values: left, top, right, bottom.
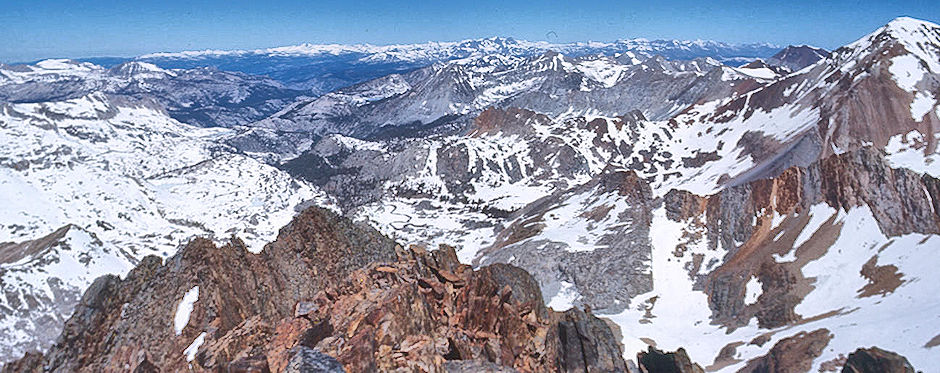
1, 207, 629, 372
1, 206, 925, 372
764, 45, 830, 72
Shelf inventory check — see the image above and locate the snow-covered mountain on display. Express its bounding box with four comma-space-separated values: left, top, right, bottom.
659, 16, 940, 191
124, 37, 780, 94
0, 60, 305, 128
260, 51, 779, 138
138, 37, 778, 64
0, 93, 328, 361
2, 16, 940, 372
474, 17, 940, 371
1, 37, 781, 132
272, 16, 940, 371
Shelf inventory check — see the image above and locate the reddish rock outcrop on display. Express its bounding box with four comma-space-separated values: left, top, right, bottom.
664, 147, 940, 330
2, 207, 627, 373
737, 329, 833, 373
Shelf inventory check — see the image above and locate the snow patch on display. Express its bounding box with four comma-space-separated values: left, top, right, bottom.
910, 91, 935, 121
174, 286, 199, 335
183, 332, 207, 362
889, 54, 924, 92
884, 130, 940, 177
548, 281, 581, 310
575, 58, 629, 88
744, 276, 762, 305
793, 203, 839, 249
735, 67, 777, 79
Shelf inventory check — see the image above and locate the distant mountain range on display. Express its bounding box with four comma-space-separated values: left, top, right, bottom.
1, 37, 785, 129
0, 60, 305, 128
4, 17, 940, 372
84, 37, 781, 93
259, 50, 787, 139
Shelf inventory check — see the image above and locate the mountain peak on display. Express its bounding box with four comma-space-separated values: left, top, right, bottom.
882, 16, 940, 47
885, 16, 940, 32
765, 45, 829, 72
481, 36, 518, 44
33, 59, 99, 72
880, 17, 940, 75
835, 16, 940, 77
108, 61, 174, 78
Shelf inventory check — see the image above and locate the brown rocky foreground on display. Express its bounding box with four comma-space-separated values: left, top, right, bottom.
1, 207, 629, 372
1, 207, 922, 372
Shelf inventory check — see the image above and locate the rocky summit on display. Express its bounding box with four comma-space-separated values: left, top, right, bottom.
1, 207, 629, 372
2, 13, 939, 373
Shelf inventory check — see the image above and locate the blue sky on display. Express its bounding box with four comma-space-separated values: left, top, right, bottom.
1, 0, 937, 63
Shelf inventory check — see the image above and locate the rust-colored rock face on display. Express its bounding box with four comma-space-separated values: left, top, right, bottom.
817, 149, 940, 236
737, 329, 833, 373
294, 247, 628, 372
1, 207, 399, 373
2, 207, 627, 373
659, 147, 940, 331
469, 107, 551, 137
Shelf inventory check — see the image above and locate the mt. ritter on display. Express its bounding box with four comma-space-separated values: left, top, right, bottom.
0, 17, 938, 373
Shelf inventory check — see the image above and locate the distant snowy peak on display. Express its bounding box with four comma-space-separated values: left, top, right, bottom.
31, 58, 99, 72
122, 36, 781, 93
107, 61, 176, 79
1, 59, 178, 83
138, 36, 779, 64
139, 37, 545, 61
0, 59, 103, 85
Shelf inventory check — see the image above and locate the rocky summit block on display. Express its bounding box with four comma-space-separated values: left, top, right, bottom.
841, 347, 918, 373
2, 206, 628, 373
636, 347, 705, 373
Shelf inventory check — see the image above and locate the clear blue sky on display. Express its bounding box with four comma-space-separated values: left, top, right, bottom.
1, 0, 937, 63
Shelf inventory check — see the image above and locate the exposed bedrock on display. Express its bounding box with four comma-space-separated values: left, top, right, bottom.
2, 207, 628, 373
663, 147, 939, 330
